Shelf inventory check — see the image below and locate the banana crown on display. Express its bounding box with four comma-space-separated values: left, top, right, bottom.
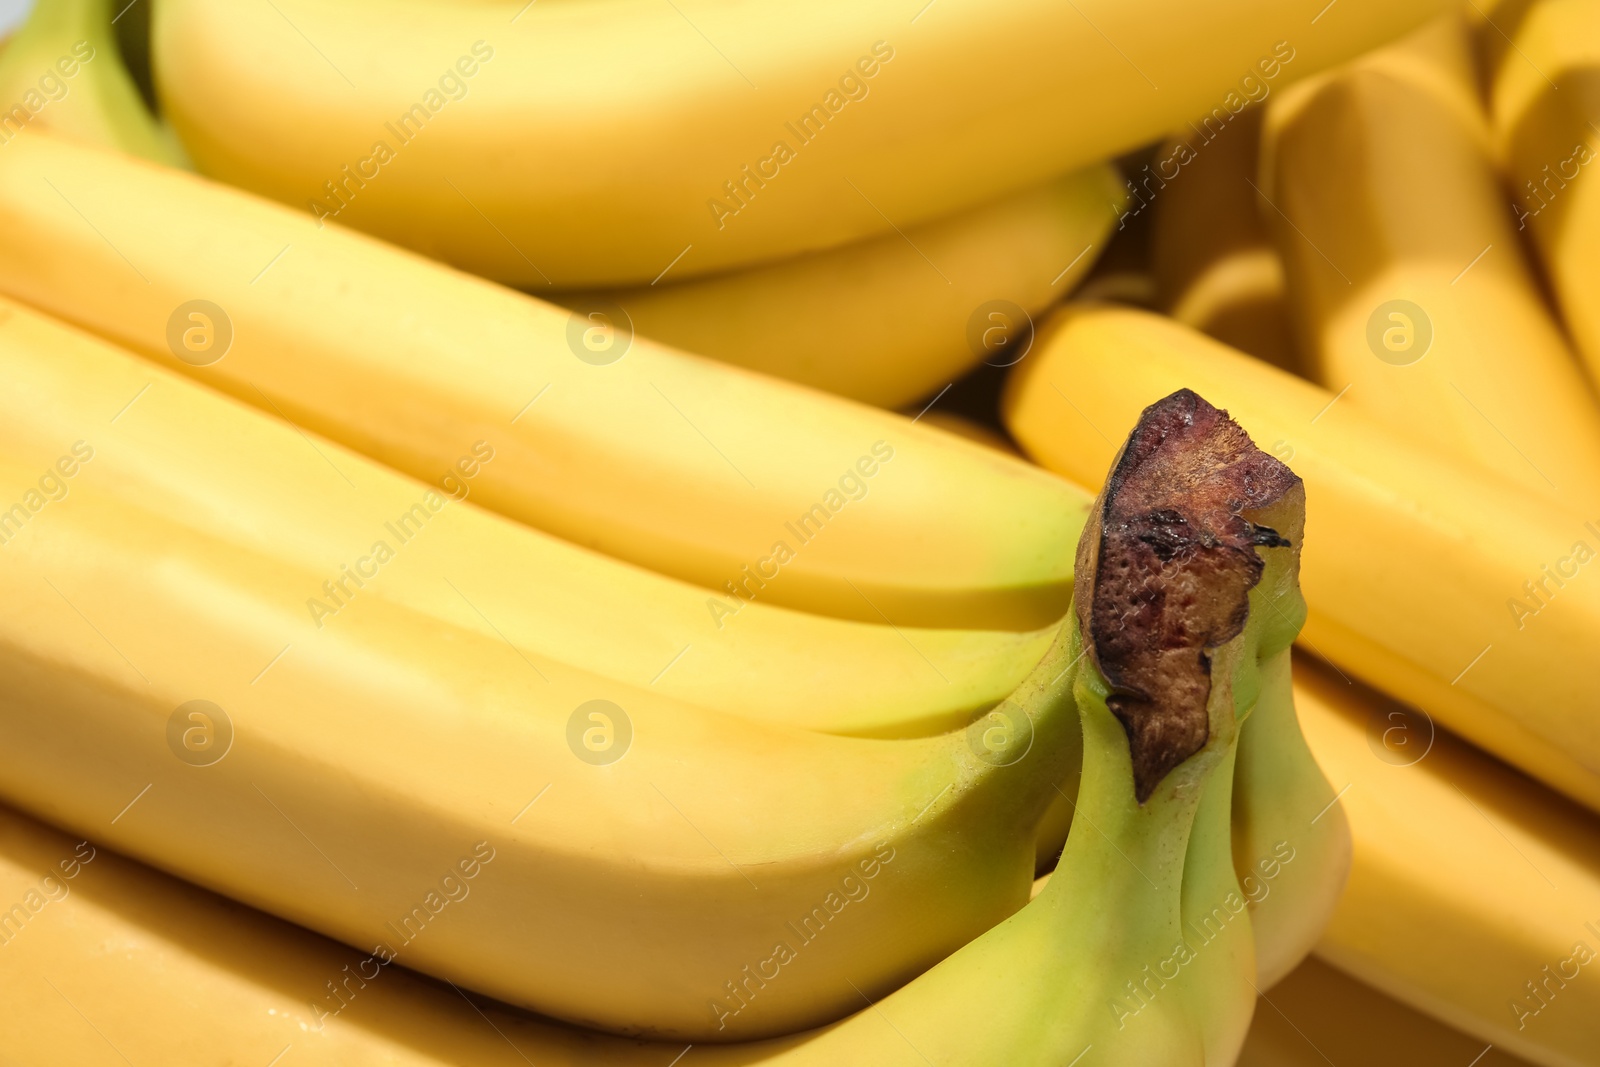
1075, 388, 1305, 800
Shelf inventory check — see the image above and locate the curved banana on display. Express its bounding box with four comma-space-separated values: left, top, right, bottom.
0, 460, 1090, 1040
0, 479, 1253, 1067
559, 164, 1120, 409
1004, 304, 1600, 813
0, 131, 1084, 633
1151, 106, 1298, 369
0, 295, 1052, 738
1263, 12, 1600, 504
1486, 0, 1600, 388
1242, 957, 1544, 1066
0, 0, 178, 164
1298, 655, 1600, 1067
152, 0, 1453, 287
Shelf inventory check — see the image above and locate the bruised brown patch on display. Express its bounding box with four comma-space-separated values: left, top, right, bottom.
1076, 389, 1301, 801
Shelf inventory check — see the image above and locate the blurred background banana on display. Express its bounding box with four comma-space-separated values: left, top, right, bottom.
558, 164, 1121, 409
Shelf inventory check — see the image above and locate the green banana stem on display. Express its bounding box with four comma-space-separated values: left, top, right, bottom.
705, 388, 1300, 1063
0, 0, 181, 164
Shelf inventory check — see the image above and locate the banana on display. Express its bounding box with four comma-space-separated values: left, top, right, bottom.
1240, 957, 1541, 1066
0, 453, 1093, 1041
0, 131, 1085, 633
1151, 106, 1299, 369
152, 0, 1454, 287
0, 295, 1053, 738
1292, 655, 1600, 1067
1004, 304, 1600, 813
915, 410, 1024, 458
1227, 475, 1350, 992
557, 164, 1120, 409
1262, 12, 1600, 505
3, 289, 1340, 991
0, 383, 1301, 1056
0, 0, 178, 164
0, 420, 1268, 1067
1486, 0, 1600, 386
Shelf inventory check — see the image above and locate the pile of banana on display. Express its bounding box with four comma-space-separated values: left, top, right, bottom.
0, 0, 1596, 1064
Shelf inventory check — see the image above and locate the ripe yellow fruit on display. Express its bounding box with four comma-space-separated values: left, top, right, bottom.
1151, 107, 1298, 369
1240, 957, 1540, 1067
562, 164, 1121, 409
1263, 12, 1600, 505
1486, 0, 1600, 393
0, 131, 1087, 632
0, 294, 1055, 738
1298, 656, 1600, 1067
153, 0, 1454, 286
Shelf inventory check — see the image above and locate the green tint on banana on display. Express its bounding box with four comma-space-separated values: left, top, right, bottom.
0, 0, 180, 164
1232, 649, 1352, 987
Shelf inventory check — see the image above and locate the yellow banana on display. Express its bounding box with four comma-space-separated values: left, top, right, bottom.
1293, 656, 1600, 1067
0, 0, 179, 164
0, 466, 1257, 1067
1240, 957, 1541, 1066
0, 291, 1340, 995
558, 164, 1120, 409
0, 131, 1085, 632
0, 387, 1302, 1058
1263, 12, 1600, 504
0, 295, 1054, 739
918, 410, 1025, 458
1151, 107, 1299, 369
152, 0, 1453, 287
1486, 0, 1600, 387
0, 457, 1090, 1041
1004, 304, 1600, 813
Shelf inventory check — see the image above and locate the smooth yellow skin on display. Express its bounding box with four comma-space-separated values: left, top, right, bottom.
0, 297, 1053, 737
0, 623, 1234, 1065
1296, 657, 1600, 1067
1151, 107, 1298, 370
0, 0, 180, 164
1004, 305, 1600, 814
1239, 957, 1539, 1066
0, 132, 1086, 633
0, 463, 1086, 1041
1487, 0, 1600, 393
1263, 13, 1600, 506
151, 0, 1453, 287
564, 164, 1121, 409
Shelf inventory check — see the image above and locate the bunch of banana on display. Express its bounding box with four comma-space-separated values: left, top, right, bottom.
0, 131, 1086, 633
554, 163, 1121, 409
150, 0, 1454, 287
1005, 303, 1600, 816
1261, 11, 1600, 505
0, 450, 1091, 1039
0, 0, 177, 164
1151, 107, 1298, 370
0, 386, 1302, 1064
1485, 0, 1600, 383
1296, 655, 1600, 1067
0, 294, 1055, 739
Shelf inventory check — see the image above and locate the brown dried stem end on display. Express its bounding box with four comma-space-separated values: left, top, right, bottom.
1075, 389, 1302, 802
